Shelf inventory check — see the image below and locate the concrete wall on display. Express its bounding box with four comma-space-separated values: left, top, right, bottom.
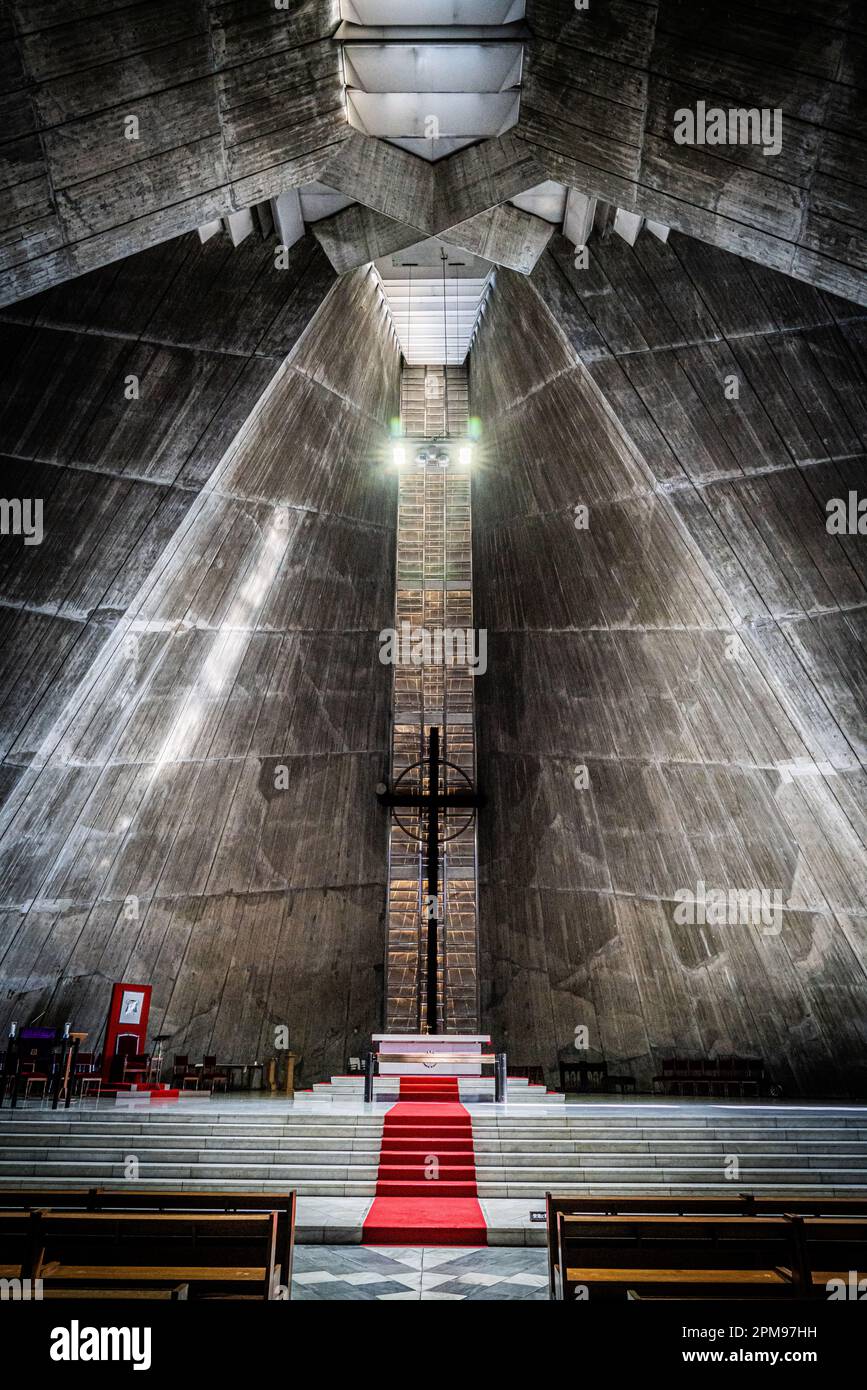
471, 232, 867, 1097
0, 229, 334, 810
0, 256, 400, 1084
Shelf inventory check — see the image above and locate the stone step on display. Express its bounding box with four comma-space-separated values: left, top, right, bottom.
3, 1124, 866, 1147
7, 1149, 867, 1178
474, 1181, 867, 1199
374, 1180, 479, 1196
472, 1140, 867, 1154
0, 1134, 384, 1152
378, 1165, 477, 1179
0, 1158, 379, 1182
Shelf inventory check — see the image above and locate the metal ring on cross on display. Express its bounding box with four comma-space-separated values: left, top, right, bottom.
392, 757, 477, 844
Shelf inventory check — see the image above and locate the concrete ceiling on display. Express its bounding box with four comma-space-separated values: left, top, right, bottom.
1, 0, 865, 309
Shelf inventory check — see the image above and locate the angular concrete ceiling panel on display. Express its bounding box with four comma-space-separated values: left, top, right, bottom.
1, 0, 865, 307
341, 2, 525, 22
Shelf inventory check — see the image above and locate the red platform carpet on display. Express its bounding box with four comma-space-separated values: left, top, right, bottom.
362, 1076, 487, 1245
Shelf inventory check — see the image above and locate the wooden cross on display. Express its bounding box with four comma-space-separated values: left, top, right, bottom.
377, 727, 483, 1034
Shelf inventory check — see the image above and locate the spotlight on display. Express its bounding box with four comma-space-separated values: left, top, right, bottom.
392, 446, 407, 467
458, 446, 472, 466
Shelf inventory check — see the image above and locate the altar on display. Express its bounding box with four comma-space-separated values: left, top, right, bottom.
373, 1034, 491, 1077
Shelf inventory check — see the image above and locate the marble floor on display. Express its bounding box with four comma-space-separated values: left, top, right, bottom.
292, 1244, 549, 1300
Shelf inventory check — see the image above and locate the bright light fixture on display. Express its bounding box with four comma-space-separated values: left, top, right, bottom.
458, 445, 473, 466
392, 445, 407, 466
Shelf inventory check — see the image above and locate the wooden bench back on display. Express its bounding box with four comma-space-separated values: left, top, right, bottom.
0, 1211, 42, 1281
35, 1211, 278, 1300
90, 1189, 295, 1290
790, 1217, 867, 1292
544, 1193, 867, 1298
0, 1188, 295, 1290
558, 1213, 795, 1269
555, 1213, 799, 1299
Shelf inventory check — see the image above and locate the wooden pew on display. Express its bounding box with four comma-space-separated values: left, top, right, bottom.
88, 1190, 296, 1294
555, 1213, 800, 1301
0, 1210, 42, 1282
33, 1211, 279, 1300
43, 1285, 189, 1300
544, 1193, 867, 1299
0, 1188, 295, 1293
790, 1217, 867, 1297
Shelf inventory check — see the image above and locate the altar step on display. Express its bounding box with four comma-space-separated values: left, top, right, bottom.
2, 1107, 867, 1202
301, 1075, 561, 1104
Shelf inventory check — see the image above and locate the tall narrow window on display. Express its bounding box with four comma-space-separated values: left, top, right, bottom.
384, 365, 480, 1033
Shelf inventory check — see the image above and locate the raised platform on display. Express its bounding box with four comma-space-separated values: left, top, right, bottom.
299, 1074, 561, 1104
2, 1096, 866, 1246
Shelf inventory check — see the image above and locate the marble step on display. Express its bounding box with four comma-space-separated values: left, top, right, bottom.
6, 1143, 866, 1170
3, 1124, 866, 1148
0, 1134, 384, 1152
6, 1151, 867, 1185
305, 1077, 560, 1103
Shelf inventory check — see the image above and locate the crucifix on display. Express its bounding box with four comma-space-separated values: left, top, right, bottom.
377, 726, 483, 1034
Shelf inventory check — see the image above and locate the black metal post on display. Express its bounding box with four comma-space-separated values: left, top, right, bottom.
495, 1051, 507, 1104
0, 1031, 13, 1110
3, 1029, 21, 1110
425, 726, 440, 1035
50, 1039, 64, 1109
65, 1038, 79, 1108
363, 1050, 375, 1104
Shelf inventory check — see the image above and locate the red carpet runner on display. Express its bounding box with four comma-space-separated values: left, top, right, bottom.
362, 1076, 487, 1245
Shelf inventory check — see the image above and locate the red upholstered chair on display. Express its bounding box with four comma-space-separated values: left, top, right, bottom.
201, 1056, 228, 1092
123, 1052, 151, 1085
20, 1055, 50, 1102
171, 1055, 199, 1090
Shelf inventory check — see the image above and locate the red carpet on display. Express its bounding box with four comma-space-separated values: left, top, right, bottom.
362, 1076, 488, 1245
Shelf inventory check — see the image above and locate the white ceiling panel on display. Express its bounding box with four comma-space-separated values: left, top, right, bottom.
384, 134, 479, 160
339, 0, 526, 162
374, 239, 494, 365
347, 90, 519, 138
341, 2, 525, 23
343, 43, 522, 93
